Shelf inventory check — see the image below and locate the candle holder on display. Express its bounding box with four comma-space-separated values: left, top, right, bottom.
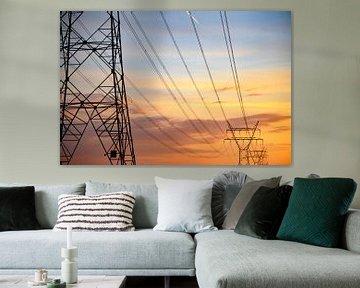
61, 247, 78, 284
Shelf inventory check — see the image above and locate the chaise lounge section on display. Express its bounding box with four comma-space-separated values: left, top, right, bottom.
195, 215, 360, 288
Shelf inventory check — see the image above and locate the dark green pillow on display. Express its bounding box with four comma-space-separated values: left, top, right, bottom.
0, 186, 41, 231
235, 185, 292, 239
276, 178, 357, 247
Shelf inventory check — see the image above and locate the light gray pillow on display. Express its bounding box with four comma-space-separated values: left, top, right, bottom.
222, 176, 281, 230
153, 177, 217, 233
0, 183, 85, 228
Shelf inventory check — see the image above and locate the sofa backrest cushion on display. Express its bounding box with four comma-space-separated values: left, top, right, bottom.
342, 209, 360, 253
0, 183, 86, 229
86, 181, 158, 229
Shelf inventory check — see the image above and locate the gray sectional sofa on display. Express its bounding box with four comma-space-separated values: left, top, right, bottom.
0, 180, 360, 288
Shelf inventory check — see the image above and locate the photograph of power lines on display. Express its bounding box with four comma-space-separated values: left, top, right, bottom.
60, 10, 291, 165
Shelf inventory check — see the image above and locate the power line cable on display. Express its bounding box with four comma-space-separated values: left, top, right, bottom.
188, 11, 233, 129
220, 11, 248, 129
129, 12, 221, 152
221, 11, 258, 164
188, 11, 242, 154
131, 100, 214, 157
160, 11, 224, 135
127, 73, 221, 155
77, 17, 213, 157
121, 11, 220, 152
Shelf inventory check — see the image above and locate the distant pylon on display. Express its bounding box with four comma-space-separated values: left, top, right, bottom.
224, 121, 268, 165
60, 11, 136, 165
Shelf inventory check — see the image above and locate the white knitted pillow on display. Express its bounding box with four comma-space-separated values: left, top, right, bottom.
53, 192, 135, 231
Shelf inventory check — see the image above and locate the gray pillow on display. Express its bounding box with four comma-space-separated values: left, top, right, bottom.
0, 183, 86, 228
153, 177, 217, 233
222, 177, 281, 230
86, 181, 158, 229
283, 173, 320, 186
212, 171, 250, 228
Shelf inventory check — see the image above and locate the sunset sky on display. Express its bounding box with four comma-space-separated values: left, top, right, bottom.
62, 10, 291, 165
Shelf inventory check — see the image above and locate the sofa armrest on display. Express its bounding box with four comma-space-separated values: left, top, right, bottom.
342, 209, 360, 253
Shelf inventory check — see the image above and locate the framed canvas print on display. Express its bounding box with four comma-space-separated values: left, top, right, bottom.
60, 10, 291, 165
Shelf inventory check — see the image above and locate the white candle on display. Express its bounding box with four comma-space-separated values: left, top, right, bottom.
67, 225, 72, 249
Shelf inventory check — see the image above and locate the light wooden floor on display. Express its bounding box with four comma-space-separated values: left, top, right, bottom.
126, 276, 199, 288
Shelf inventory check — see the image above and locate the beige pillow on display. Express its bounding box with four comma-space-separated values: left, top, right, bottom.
222, 177, 281, 230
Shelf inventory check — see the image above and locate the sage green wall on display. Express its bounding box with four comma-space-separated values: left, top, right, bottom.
0, 0, 359, 208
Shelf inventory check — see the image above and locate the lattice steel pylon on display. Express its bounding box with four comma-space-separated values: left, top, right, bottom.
60, 11, 136, 165
224, 121, 268, 165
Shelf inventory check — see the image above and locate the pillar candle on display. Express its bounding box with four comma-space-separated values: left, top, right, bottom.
67, 225, 72, 249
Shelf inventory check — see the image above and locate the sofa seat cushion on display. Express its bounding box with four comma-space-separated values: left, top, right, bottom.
195, 230, 360, 288
0, 229, 195, 271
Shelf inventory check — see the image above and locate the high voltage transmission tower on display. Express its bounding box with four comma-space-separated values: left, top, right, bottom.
60, 11, 136, 165
224, 121, 268, 165
217, 11, 268, 165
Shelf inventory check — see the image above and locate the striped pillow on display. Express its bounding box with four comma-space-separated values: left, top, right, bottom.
53, 192, 136, 231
